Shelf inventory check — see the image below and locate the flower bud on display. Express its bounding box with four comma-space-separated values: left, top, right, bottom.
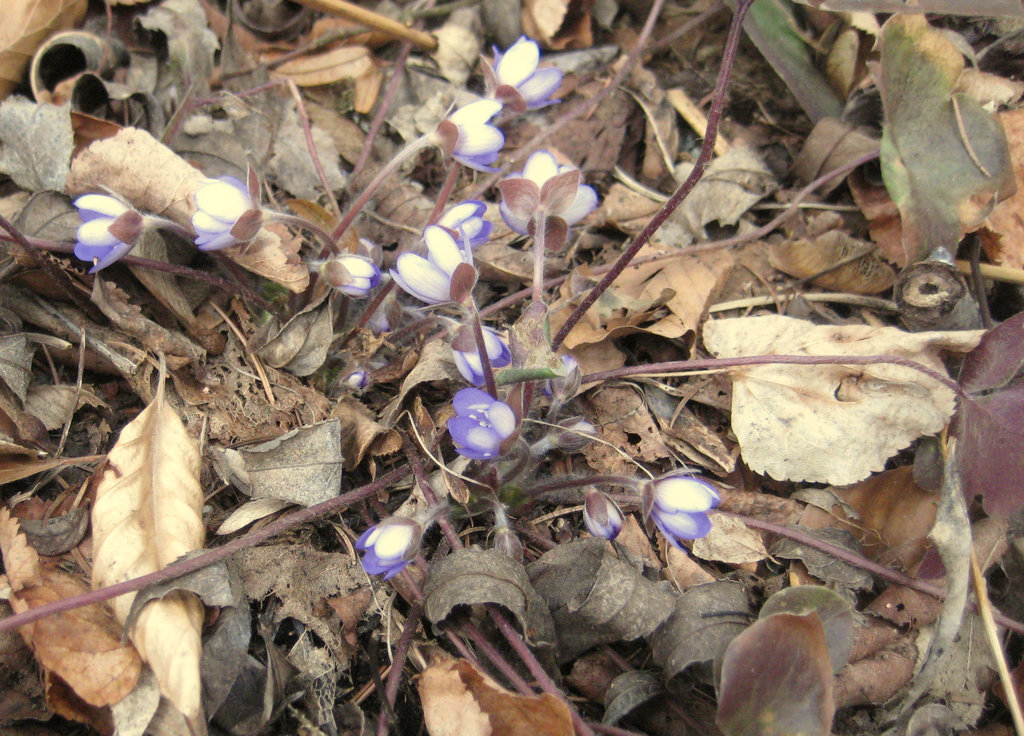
356, 516, 423, 579
583, 489, 624, 541
639, 473, 720, 549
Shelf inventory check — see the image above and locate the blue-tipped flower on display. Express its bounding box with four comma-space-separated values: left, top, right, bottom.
448, 388, 519, 460
192, 175, 263, 251
452, 326, 511, 386
433, 99, 505, 172
584, 489, 624, 541
437, 200, 493, 248
356, 517, 423, 579
343, 368, 370, 390
488, 37, 562, 112
498, 150, 598, 236
73, 193, 146, 272
390, 225, 474, 305
640, 474, 720, 549
321, 253, 382, 297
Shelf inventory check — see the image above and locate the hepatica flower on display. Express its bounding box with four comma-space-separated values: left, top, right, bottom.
432, 99, 504, 171
451, 325, 511, 386
498, 150, 598, 237
448, 388, 519, 460
192, 175, 263, 251
391, 225, 474, 305
584, 489, 624, 541
321, 253, 382, 298
437, 200, 493, 248
487, 36, 562, 112
640, 474, 720, 549
356, 516, 423, 579
73, 193, 146, 272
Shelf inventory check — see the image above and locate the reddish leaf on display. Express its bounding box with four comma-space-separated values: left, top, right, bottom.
959, 310, 1024, 392
717, 613, 835, 736
954, 384, 1024, 515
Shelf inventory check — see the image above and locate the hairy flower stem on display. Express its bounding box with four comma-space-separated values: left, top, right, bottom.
525, 474, 638, 497
0, 462, 412, 634
470, 306, 499, 398
377, 599, 424, 736
551, 0, 754, 351
270, 213, 341, 254
330, 135, 434, 246
582, 353, 971, 402
427, 161, 463, 225
532, 210, 546, 304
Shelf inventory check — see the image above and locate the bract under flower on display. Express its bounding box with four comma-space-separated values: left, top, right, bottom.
452, 326, 511, 386
390, 225, 473, 305
192, 176, 261, 251
490, 37, 562, 110
356, 517, 423, 579
447, 388, 518, 460
641, 474, 720, 549
498, 150, 597, 235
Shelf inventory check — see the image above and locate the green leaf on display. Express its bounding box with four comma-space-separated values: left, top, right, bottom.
878, 15, 1014, 263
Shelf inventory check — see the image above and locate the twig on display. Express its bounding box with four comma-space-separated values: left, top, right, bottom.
0, 463, 412, 634
551, 0, 754, 351
290, 0, 437, 50
285, 78, 343, 222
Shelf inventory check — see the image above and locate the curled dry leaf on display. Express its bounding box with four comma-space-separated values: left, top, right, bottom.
418, 654, 573, 736
0, 0, 87, 100
0, 508, 141, 708
529, 538, 676, 662
424, 547, 555, 647
90, 379, 205, 729
703, 315, 983, 484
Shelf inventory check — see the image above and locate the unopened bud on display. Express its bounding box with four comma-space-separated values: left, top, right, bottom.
553, 417, 596, 452
583, 489, 623, 541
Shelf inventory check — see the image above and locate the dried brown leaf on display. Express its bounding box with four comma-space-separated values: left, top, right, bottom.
419, 655, 573, 736
90, 379, 205, 728
0, 508, 141, 708
0, 0, 87, 100
703, 315, 982, 484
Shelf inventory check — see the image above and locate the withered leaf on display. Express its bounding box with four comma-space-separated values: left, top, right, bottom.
717, 613, 834, 736
649, 580, 750, 679
90, 378, 205, 728
0, 0, 87, 100
418, 655, 573, 736
424, 547, 555, 647
0, 333, 32, 402
18, 508, 89, 556
602, 670, 663, 726
528, 539, 676, 662
759, 586, 854, 673
0, 508, 141, 708
254, 294, 334, 377
769, 526, 873, 591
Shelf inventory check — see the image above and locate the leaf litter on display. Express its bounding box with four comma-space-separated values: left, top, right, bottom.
1, 3, 1024, 736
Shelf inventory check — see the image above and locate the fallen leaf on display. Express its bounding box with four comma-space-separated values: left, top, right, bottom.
0, 0, 87, 100
770, 229, 895, 295
770, 526, 874, 590
530, 539, 677, 662
980, 108, 1024, 268
419, 655, 574, 736
691, 515, 766, 566
24, 384, 106, 431
703, 315, 982, 484
602, 670, 663, 727
0, 97, 74, 192
90, 377, 205, 729
521, 0, 591, 49
649, 580, 750, 678
759, 586, 854, 673
717, 613, 835, 736
424, 548, 555, 647
878, 15, 1014, 264
0, 508, 141, 708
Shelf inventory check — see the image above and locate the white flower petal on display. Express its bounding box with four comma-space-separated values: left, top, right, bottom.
561, 184, 598, 225
486, 401, 517, 438
424, 226, 467, 275
195, 179, 251, 221
373, 523, 416, 558
455, 124, 504, 156
74, 194, 127, 218
655, 477, 720, 513
522, 150, 560, 186
77, 219, 119, 247
496, 38, 540, 88
449, 99, 503, 126
518, 67, 562, 104
392, 254, 452, 303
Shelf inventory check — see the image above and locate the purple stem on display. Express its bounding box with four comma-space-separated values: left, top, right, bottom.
286, 79, 343, 222
551, 0, 754, 351
727, 511, 1024, 636
471, 307, 499, 399
0, 463, 411, 634
351, 40, 415, 182
581, 353, 971, 402
376, 600, 424, 736
461, 618, 535, 694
